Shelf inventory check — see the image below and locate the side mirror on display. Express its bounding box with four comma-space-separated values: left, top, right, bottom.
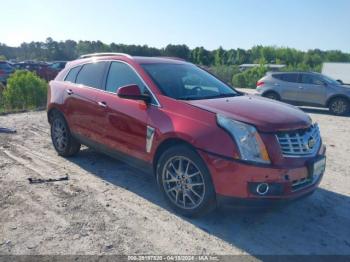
336, 79, 344, 85
117, 84, 151, 103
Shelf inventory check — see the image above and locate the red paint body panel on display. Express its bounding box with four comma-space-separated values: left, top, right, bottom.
48, 55, 326, 203
96, 91, 149, 160
199, 145, 326, 198
186, 95, 311, 132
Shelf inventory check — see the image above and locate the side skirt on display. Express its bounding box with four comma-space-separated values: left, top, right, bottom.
282, 100, 326, 108
72, 133, 154, 175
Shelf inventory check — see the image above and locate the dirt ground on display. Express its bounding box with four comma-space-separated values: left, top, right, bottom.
0, 105, 350, 256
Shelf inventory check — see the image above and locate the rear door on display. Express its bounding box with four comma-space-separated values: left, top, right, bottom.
298, 73, 327, 105
63, 61, 109, 141
96, 61, 152, 160
274, 73, 300, 102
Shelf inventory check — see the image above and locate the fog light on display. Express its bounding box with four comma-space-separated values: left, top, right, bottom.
256, 183, 269, 195
248, 182, 284, 196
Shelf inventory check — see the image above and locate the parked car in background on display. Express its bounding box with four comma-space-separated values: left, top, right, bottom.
256, 72, 350, 115
12, 61, 46, 73
0, 61, 15, 84
38, 61, 67, 81
47, 53, 326, 217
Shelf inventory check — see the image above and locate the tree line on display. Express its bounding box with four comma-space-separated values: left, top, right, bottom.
1, 37, 350, 88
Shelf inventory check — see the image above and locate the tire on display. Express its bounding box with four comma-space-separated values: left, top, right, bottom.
156, 145, 216, 217
50, 112, 81, 157
263, 91, 280, 101
328, 97, 350, 116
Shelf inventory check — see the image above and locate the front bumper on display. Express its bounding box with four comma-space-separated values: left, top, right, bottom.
216, 190, 315, 208
198, 145, 326, 206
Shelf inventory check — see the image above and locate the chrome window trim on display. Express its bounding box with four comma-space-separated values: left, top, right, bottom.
62, 59, 161, 108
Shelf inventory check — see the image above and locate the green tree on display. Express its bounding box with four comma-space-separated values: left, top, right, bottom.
232, 65, 267, 88
214, 47, 225, 66
164, 44, 190, 60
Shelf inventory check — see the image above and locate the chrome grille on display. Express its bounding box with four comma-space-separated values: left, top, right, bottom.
276, 124, 321, 157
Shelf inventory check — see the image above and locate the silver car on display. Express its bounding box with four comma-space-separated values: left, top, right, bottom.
256, 72, 350, 115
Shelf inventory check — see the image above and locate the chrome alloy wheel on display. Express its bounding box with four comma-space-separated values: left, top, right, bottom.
52, 119, 68, 151
331, 99, 348, 114
162, 156, 205, 209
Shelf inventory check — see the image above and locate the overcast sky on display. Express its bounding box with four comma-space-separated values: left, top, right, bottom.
1, 0, 349, 52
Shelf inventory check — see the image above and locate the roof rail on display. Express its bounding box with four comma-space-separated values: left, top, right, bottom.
156, 56, 186, 61
79, 52, 132, 59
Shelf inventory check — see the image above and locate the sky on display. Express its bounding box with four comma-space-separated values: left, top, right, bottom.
1, 0, 350, 52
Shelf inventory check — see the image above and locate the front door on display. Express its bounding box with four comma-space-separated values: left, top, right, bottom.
96, 61, 154, 160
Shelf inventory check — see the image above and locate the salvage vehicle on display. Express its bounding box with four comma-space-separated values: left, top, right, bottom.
0, 61, 15, 84
47, 53, 326, 217
257, 72, 350, 115
38, 61, 67, 81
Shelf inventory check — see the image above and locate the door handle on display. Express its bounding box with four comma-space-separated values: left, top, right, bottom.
298, 86, 304, 89
66, 89, 73, 95
98, 101, 107, 108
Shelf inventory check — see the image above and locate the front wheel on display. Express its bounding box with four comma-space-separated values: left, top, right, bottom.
329, 97, 349, 116
50, 113, 81, 157
156, 145, 216, 217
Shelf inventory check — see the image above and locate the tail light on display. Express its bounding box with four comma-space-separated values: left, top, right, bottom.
257, 81, 264, 87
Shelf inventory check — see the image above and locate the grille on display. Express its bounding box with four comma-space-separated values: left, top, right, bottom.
276, 124, 321, 157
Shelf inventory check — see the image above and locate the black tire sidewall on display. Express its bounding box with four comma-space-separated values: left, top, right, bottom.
156, 145, 216, 217
264, 92, 279, 100
50, 113, 79, 156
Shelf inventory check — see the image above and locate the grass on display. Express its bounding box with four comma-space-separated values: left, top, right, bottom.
0, 104, 46, 115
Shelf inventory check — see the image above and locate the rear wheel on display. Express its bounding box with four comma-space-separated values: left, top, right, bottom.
328, 97, 349, 115
263, 91, 280, 100
50, 112, 81, 157
156, 145, 216, 217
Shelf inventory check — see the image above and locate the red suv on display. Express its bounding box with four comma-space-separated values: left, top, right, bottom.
47, 53, 326, 217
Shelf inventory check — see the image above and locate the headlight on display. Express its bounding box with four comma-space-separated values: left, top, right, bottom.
217, 115, 270, 164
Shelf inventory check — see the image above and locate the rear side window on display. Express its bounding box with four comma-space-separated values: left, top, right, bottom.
65, 66, 81, 83
76, 62, 107, 89
106, 62, 145, 93
273, 73, 298, 83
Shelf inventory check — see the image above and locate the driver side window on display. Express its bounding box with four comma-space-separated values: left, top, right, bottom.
106, 62, 145, 93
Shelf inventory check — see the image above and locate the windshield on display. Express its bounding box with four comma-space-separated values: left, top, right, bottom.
141, 63, 238, 100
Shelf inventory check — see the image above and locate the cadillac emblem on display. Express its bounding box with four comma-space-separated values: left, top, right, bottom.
307, 136, 316, 149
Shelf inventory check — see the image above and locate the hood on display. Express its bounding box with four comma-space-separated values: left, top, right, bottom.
186, 95, 312, 132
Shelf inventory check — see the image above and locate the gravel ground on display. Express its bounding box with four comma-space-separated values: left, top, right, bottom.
0, 103, 349, 256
